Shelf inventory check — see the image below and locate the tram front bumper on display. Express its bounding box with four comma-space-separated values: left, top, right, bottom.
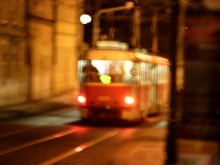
80, 106, 140, 122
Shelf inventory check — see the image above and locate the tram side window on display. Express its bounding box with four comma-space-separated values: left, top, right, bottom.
139, 62, 149, 84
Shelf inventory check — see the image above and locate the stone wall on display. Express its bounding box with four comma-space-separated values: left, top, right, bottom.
0, 0, 84, 106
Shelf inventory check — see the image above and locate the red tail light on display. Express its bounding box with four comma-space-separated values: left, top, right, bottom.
124, 96, 135, 105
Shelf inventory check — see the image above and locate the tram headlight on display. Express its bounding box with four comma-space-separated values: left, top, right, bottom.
124, 96, 135, 105
78, 96, 86, 104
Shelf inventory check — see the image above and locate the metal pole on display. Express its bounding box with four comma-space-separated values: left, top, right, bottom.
131, 0, 140, 48
164, 0, 179, 164
92, 3, 134, 47
151, 10, 159, 54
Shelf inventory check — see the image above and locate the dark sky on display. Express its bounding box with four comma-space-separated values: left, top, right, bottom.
83, 0, 175, 58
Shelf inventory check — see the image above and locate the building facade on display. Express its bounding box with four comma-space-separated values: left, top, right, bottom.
0, 0, 84, 106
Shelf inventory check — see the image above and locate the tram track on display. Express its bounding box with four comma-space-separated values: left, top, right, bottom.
0, 128, 78, 156
39, 131, 119, 165
0, 125, 44, 138
0, 108, 121, 158
0, 104, 167, 165
0, 125, 120, 165
0, 116, 167, 165
0, 107, 80, 141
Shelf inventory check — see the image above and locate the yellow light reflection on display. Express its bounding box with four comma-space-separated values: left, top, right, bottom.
74, 146, 83, 152
100, 75, 111, 84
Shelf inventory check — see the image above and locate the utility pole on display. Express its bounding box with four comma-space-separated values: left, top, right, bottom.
164, 0, 179, 164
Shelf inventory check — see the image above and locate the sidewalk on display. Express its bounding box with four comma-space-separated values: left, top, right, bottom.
0, 92, 77, 121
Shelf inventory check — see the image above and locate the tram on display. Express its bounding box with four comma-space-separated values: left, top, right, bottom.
77, 2, 171, 122
77, 41, 170, 122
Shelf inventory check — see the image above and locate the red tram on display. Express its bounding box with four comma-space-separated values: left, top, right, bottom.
77, 41, 170, 122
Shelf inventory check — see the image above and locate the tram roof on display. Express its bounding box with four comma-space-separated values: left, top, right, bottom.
83, 48, 170, 65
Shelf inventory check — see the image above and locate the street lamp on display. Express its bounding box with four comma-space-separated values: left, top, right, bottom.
80, 14, 92, 24
92, 1, 134, 47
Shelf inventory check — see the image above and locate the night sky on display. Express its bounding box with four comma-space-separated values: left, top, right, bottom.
83, 0, 174, 59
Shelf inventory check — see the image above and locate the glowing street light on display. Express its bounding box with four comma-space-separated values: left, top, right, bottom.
80, 14, 92, 24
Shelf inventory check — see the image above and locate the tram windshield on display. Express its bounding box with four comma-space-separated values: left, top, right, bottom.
78, 59, 169, 85
78, 59, 136, 84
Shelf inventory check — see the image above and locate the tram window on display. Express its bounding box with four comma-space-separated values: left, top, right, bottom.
149, 65, 170, 84
79, 59, 152, 84
78, 59, 170, 84
138, 62, 152, 84
82, 61, 98, 73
